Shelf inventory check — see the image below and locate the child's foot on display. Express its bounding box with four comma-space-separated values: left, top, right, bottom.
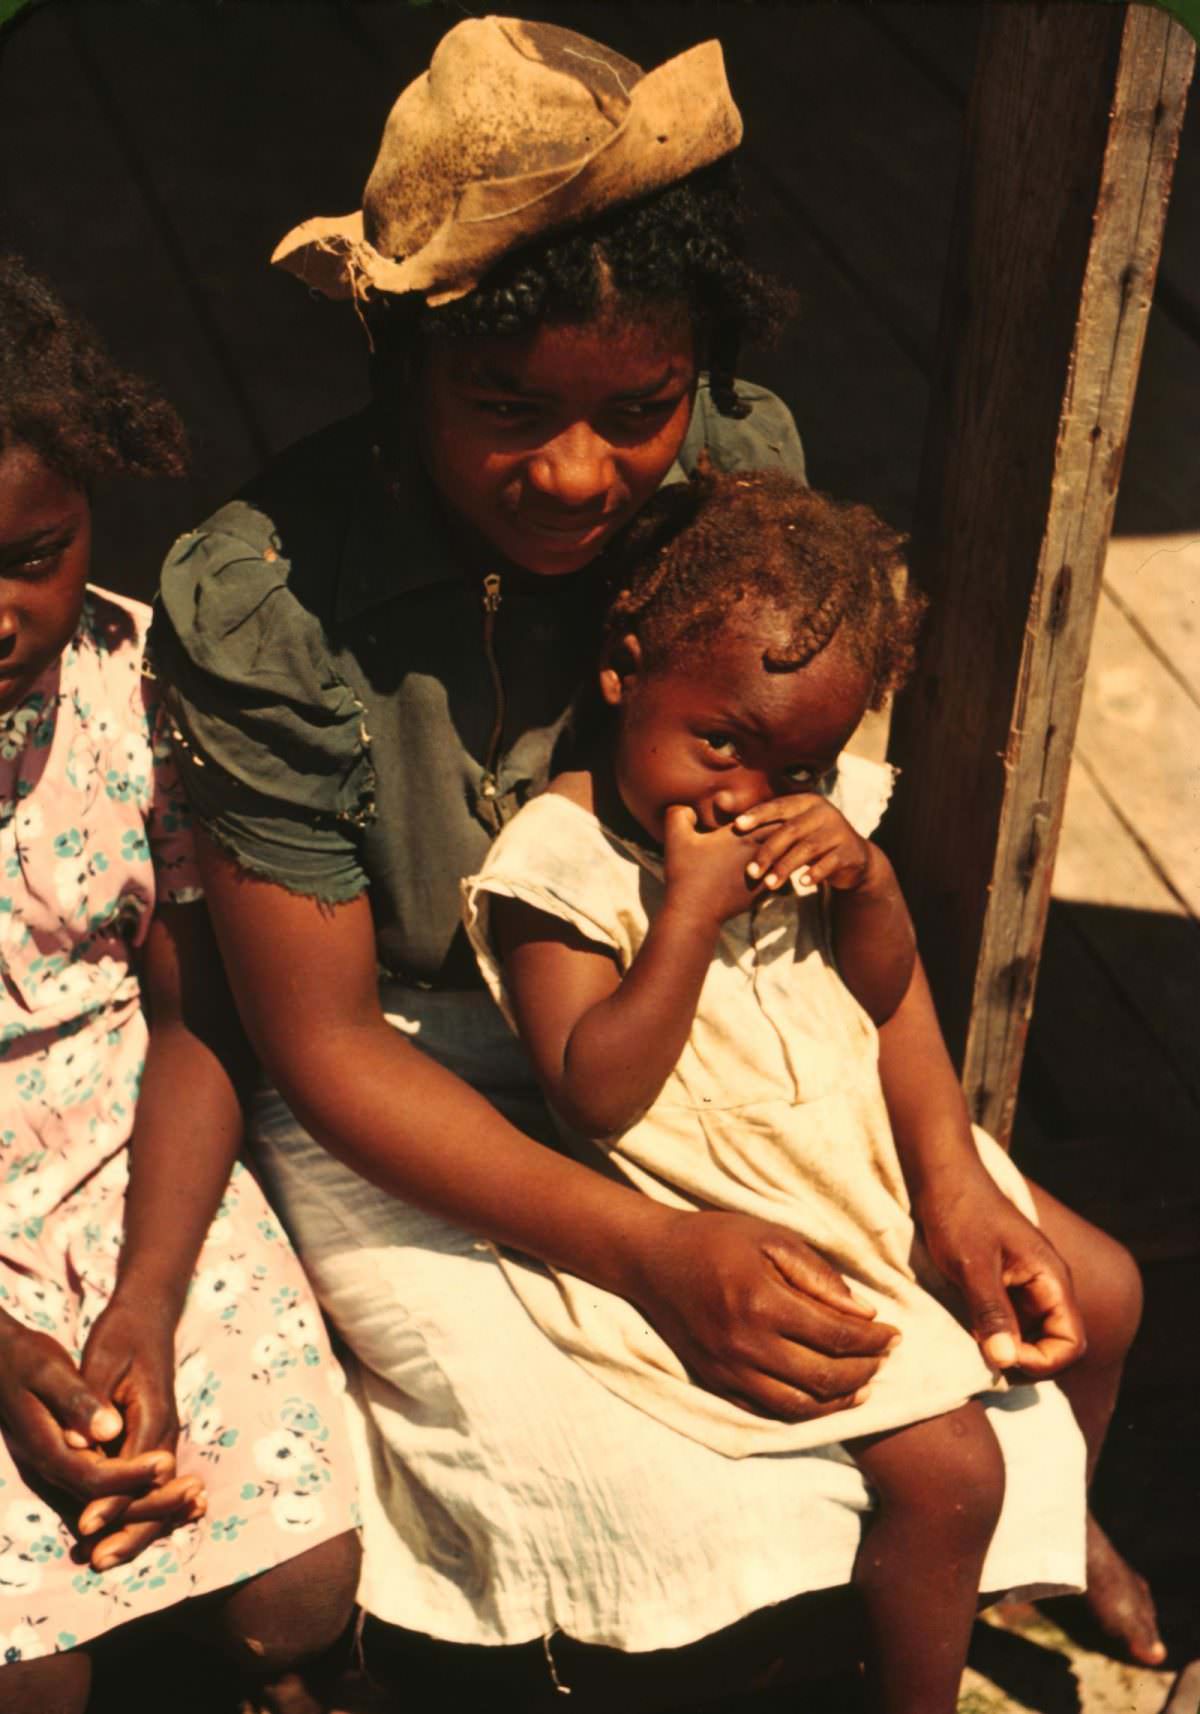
1085, 1513, 1166, 1666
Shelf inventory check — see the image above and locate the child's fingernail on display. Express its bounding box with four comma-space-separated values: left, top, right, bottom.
735, 814, 753, 829
746, 862, 762, 879
884, 1334, 902, 1353
764, 873, 780, 889
64, 1429, 91, 1450
851, 1387, 871, 1407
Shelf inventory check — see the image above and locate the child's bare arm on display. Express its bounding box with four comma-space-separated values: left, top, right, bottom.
877, 957, 1085, 1377
105, 901, 253, 1314
828, 843, 916, 1024
495, 804, 778, 1136
76, 900, 254, 1565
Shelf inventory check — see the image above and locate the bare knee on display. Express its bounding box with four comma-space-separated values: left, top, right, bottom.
207, 1529, 361, 1678
1028, 1184, 1143, 1366
1077, 1233, 1143, 1368
0, 1649, 91, 1714
857, 1404, 1006, 1555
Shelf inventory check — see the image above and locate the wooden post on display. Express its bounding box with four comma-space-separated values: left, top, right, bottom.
886, 3, 1194, 1144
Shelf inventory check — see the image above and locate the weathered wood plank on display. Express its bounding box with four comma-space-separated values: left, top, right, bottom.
1103, 532, 1200, 706
1053, 749, 1187, 913
1074, 590, 1200, 918
885, 4, 1195, 1142
1053, 758, 1200, 1101
1015, 899, 1200, 1149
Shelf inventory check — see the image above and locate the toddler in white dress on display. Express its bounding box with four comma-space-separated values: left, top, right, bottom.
466, 467, 1150, 1712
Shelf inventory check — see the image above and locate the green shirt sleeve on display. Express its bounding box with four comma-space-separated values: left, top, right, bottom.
150, 501, 373, 904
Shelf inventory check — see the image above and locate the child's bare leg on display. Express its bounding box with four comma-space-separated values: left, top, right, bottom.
0, 1649, 90, 1714
850, 1402, 1005, 1714
1027, 1180, 1165, 1665
182, 1529, 361, 1710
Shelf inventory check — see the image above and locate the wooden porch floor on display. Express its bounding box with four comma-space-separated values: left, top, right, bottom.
1, 3, 1197, 1708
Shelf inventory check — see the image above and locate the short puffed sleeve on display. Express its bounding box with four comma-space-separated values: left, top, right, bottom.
678, 377, 808, 482
150, 501, 374, 903
827, 752, 897, 841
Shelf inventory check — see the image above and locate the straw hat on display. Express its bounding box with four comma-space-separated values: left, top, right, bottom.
272, 16, 742, 308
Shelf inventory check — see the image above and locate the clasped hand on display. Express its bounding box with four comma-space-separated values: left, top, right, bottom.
0, 1300, 203, 1571
663, 790, 873, 927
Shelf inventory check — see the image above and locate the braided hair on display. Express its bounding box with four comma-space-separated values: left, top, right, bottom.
366, 161, 792, 419
605, 466, 925, 710
0, 256, 186, 488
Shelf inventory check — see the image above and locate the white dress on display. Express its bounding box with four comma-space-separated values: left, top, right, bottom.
248, 755, 1084, 1656
463, 758, 1049, 1458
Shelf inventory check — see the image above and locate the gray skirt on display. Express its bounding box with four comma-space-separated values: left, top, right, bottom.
249, 985, 1085, 1654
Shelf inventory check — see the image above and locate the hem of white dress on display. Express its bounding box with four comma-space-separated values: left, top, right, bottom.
358, 1551, 1085, 1657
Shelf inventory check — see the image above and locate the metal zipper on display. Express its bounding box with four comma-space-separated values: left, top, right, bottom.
479, 572, 505, 824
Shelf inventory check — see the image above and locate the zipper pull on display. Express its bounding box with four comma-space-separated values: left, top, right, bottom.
482, 572, 502, 614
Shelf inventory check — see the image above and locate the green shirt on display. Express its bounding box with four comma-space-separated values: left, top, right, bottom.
151, 377, 806, 988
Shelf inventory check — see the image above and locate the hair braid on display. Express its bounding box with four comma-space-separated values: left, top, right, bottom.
604, 468, 924, 710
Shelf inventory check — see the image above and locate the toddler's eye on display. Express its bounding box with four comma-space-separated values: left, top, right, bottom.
701, 734, 739, 762
783, 764, 835, 792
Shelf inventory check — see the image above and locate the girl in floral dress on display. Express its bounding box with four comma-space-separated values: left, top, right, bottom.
0, 257, 360, 1714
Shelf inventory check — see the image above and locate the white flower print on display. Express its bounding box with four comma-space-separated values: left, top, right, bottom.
193, 1263, 247, 1313
253, 1429, 307, 1480
13, 1276, 66, 1329
270, 1492, 325, 1534
277, 1306, 321, 1349
13, 804, 43, 842
250, 1333, 288, 1368
189, 1405, 225, 1447
0, 1553, 41, 1596
6, 1162, 68, 1220
3, 1501, 55, 1543
174, 1350, 209, 1412
0, 1624, 49, 1664
88, 707, 118, 743
52, 858, 88, 911
0, 595, 356, 1654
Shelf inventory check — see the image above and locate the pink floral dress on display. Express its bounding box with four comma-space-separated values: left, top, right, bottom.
0, 589, 358, 1662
